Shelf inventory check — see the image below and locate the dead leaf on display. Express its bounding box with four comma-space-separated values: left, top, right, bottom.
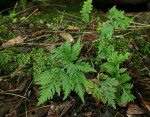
66, 25, 80, 31
47, 102, 59, 117
57, 100, 75, 116
59, 32, 74, 42
82, 112, 92, 117
127, 103, 148, 115
83, 33, 98, 41
92, 77, 99, 84
141, 100, 150, 112
2, 36, 24, 48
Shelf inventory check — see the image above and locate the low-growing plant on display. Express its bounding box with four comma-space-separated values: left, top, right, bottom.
36, 39, 96, 105
95, 6, 135, 107
0, 0, 135, 108
80, 0, 93, 23
35, 2, 135, 108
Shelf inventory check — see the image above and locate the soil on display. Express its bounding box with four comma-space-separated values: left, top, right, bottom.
0, 1, 150, 117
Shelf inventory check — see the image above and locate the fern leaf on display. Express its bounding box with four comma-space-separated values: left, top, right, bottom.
74, 72, 87, 102
101, 78, 119, 108
117, 74, 131, 83
74, 79, 85, 102
38, 85, 55, 105
60, 70, 74, 100
80, 0, 93, 23
121, 83, 135, 104
64, 39, 72, 55
75, 60, 96, 72
36, 71, 51, 85
71, 38, 81, 61
75, 81, 85, 102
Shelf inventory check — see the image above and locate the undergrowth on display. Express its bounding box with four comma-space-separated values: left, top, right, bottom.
2, 0, 149, 109
35, 4, 135, 108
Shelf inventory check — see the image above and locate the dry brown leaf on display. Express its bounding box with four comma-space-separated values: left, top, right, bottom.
141, 100, 150, 112
59, 32, 74, 42
127, 103, 148, 115
83, 33, 98, 41
66, 25, 80, 31
2, 36, 24, 48
82, 112, 92, 117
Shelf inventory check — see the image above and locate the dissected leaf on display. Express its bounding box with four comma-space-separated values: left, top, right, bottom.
80, 0, 93, 23
37, 39, 95, 105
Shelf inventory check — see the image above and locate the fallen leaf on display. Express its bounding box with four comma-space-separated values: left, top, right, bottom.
66, 25, 80, 31
83, 33, 98, 41
59, 32, 74, 42
127, 103, 148, 115
2, 36, 24, 48
47, 102, 59, 117
82, 111, 92, 117
141, 100, 150, 112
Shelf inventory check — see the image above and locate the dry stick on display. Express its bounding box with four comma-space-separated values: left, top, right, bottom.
26, 34, 52, 42
57, 10, 84, 24
16, 80, 33, 116
19, 8, 39, 26
60, 99, 76, 117
24, 80, 33, 117
132, 21, 150, 26
0, 92, 28, 99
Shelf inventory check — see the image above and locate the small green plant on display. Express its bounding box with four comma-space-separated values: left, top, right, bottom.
80, 0, 93, 23
9, 11, 18, 23
35, 5, 135, 108
95, 6, 135, 107
36, 39, 96, 105
20, 0, 27, 10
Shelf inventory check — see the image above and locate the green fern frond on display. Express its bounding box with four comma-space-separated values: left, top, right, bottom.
101, 78, 119, 108
75, 60, 96, 72
38, 84, 56, 105
108, 6, 132, 29
35, 71, 51, 85
60, 70, 74, 100
74, 72, 87, 102
121, 83, 135, 103
80, 0, 93, 23
117, 74, 131, 83
36, 39, 96, 105
70, 39, 81, 61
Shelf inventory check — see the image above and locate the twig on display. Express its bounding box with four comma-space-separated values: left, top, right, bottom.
0, 92, 28, 99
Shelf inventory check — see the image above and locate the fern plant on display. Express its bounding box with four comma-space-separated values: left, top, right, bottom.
100, 52, 135, 107
36, 39, 96, 105
80, 0, 93, 23
94, 6, 135, 107
35, 6, 135, 108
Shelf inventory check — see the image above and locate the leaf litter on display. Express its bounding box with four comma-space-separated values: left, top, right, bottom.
0, 2, 150, 117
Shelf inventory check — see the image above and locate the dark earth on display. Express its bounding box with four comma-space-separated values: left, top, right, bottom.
0, 0, 150, 117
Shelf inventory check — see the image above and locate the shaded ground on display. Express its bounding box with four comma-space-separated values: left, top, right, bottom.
0, 2, 150, 117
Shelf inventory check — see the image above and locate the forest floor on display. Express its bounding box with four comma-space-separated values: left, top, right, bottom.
0, 2, 150, 117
